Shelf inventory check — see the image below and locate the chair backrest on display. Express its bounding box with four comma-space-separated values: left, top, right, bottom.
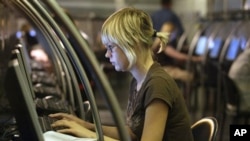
191, 117, 218, 141
221, 71, 239, 108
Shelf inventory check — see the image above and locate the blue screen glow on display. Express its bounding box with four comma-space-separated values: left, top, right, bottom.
226, 38, 240, 61
195, 36, 207, 55
209, 38, 222, 58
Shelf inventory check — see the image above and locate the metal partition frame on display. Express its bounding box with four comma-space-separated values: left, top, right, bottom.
42, 1, 130, 141
1, 0, 130, 140
18, 0, 93, 129
2, 0, 95, 140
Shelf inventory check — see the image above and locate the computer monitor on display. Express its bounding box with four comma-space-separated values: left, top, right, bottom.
15, 43, 32, 74
195, 36, 208, 55
209, 37, 223, 59
4, 59, 44, 141
226, 38, 240, 61
11, 48, 35, 99
240, 37, 247, 50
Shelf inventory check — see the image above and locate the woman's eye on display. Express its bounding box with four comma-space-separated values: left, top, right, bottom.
107, 45, 114, 52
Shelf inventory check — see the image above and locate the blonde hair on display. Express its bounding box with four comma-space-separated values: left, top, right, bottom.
101, 7, 169, 69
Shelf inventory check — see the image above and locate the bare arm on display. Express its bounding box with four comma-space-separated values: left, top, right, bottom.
82, 118, 137, 140
50, 119, 118, 141
49, 113, 136, 140
164, 46, 202, 62
152, 22, 202, 63
84, 122, 121, 139
141, 99, 169, 141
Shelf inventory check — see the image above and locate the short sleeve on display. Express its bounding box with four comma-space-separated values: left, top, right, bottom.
143, 76, 177, 110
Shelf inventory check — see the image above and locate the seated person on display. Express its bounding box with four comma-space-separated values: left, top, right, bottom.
152, 22, 202, 83
228, 47, 250, 112
30, 44, 53, 73
48, 7, 194, 141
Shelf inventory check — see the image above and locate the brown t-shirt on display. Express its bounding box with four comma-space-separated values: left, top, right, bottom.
126, 62, 193, 141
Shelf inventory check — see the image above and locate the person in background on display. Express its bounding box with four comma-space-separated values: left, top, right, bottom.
30, 44, 53, 72
151, 0, 201, 82
151, 0, 184, 51
228, 48, 250, 112
49, 7, 194, 141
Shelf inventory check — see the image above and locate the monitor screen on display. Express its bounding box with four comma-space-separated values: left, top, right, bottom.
195, 36, 208, 55
240, 37, 247, 50
209, 37, 223, 58
4, 59, 44, 141
11, 48, 35, 99
226, 38, 240, 61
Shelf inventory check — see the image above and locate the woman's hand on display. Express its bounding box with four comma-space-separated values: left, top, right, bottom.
50, 118, 96, 138
49, 113, 96, 138
49, 113, 85, 126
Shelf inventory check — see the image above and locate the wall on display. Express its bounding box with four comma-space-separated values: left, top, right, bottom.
57, 0, 210, 49
173, 0, 208, 31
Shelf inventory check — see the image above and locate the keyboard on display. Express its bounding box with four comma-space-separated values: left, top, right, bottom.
34, 84, 62, 99
31, 71, 57, 86
38, 115, 66, 132
35, 97, 70, 115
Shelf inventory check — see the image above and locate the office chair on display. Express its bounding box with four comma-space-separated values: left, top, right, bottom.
191, 116, 218, 141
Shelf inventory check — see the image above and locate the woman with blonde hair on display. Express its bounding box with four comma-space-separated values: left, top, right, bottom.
50, 7, 194, 141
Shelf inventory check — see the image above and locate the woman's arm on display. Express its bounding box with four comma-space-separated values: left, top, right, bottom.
49, 113, 134, 140
141, 99, 169, 141
51, 119, 118, 141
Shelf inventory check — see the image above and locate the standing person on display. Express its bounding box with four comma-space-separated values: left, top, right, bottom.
151, 0, 201, 82
49, 7, 194, 141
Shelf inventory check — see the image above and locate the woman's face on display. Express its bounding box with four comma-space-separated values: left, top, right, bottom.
104, 43, 129, 71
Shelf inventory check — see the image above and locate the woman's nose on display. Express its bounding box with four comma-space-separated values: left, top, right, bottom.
105, 50, 111, 58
